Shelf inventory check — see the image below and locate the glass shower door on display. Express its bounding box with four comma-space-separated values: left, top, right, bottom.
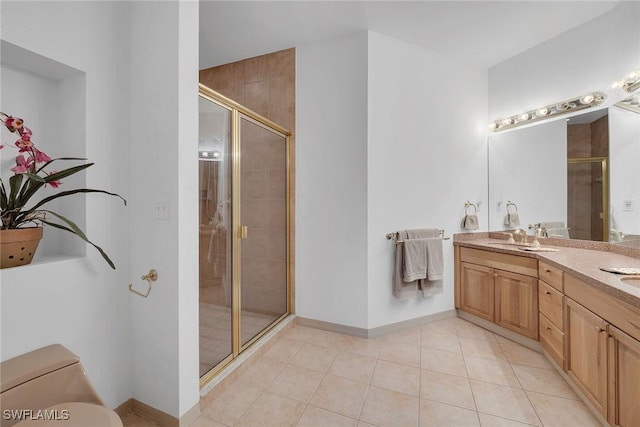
198, 96, 233, 376
239, 115, 288, 347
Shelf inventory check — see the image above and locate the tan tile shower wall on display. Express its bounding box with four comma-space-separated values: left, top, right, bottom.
200, 48, 295, 314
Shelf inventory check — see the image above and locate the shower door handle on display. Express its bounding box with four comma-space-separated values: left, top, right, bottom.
239, 226, 249, 239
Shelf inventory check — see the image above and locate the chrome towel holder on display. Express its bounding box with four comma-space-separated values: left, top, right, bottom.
386, 229, 449, 244
129, 269, 158, 298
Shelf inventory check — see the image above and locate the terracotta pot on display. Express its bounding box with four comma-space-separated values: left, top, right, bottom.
0, 227, 43, 269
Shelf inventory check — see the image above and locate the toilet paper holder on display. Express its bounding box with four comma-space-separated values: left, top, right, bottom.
129, 269, 158, 298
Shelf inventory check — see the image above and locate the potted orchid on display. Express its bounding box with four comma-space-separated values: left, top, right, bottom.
0, 112, 126, 269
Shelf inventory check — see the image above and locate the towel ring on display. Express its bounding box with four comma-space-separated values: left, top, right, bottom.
464, 201, 477, 215
506, 201, 518, 214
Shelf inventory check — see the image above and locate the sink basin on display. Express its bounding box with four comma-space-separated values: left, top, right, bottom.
620, 276, 640, 288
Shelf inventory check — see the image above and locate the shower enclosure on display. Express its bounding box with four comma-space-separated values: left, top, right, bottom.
198, 84, 291, 384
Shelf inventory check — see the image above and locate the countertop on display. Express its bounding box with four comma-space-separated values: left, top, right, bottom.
454, 237, 640, 310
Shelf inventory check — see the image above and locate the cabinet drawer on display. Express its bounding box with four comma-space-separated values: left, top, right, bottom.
539, 261, 564, 292
540, 312, 564, 367
538, 280, 563, 330
460, 247, 538, 277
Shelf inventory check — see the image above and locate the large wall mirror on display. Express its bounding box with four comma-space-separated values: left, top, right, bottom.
488, 92, 640, 247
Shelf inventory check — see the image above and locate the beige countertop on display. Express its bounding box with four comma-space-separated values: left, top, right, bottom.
454, 237, 640, 310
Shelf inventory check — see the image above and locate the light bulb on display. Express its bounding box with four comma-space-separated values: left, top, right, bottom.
519, 113, 531, 121
501, 118, 513, 126
580, 94, 595, 104
628, 72, 638, 79
212, 151, 222, 159
489, 122, 498, 130
536, 108, 549, 117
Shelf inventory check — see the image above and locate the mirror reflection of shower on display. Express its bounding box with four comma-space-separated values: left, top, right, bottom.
198, 101, 233, 376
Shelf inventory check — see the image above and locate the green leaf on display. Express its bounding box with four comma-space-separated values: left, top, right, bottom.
28, 188, 127, 211
41, 210, 116, 270
0, 178, 7, 210
8, 174, 24, 209
35, 157, 88, 174
18, 163, 93, 206
24, 173, 46, 183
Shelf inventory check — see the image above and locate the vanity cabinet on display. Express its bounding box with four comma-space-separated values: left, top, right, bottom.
564, 274, 640, 426
538, 261, 565, 366
565, 297, 609, 417
457, 247, 538, 339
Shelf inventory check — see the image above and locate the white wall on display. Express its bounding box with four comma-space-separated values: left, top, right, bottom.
609, 106, 640, 236
296, 31, 488, 330
366, 32, 488, 328
0, 1, 132, 409
296, 32, 369, 329
128, 0, 199, 418
488, 120, 567, 231
489, 1, 640, 120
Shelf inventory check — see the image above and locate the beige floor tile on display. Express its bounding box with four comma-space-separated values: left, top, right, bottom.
267, 364, 325, 402
526, 391, 601, 427
421, 348, 468, 377
236, 391, 306, 427
464, 356, 520, 388
470, 380, 541, 426
188, 415, 227, 427
329, 352, 377, 383
499, 342, 552, 370
421, 330, 462, 353
459, 337, 507, 361
420, 369, 476, 410
456, 322, 498, 342
375, 327, 422, 345
237, 356, 287, 389
511, 364, 578, 399
360, 386, 419, 427
203, 382, 262, 426
296, 406, 358, 427
305, 329, 351, 350
285, 326, 316, 342
341, 336, 382, 359
420, 318, 460, 336
357, 422, 377, 427
371, 360, 421, 396
264, 337, 305, 362
310, 374, 369, 419
493, 333, 519, 346
378, 342, 421, 367
478, 413, 537, 426
290, 343, 338, 372
419, 399, 480, 427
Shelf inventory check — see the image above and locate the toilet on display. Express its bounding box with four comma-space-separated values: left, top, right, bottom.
0, 344, 123, 427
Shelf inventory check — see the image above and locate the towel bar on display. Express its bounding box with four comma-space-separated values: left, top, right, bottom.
386, 229, 450, 243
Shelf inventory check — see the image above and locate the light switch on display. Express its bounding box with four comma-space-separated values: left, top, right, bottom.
155, 199, 170, 220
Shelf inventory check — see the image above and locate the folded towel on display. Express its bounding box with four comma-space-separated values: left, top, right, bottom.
403, 239, 428, 282
393, 229, 444, 298
461, 214, 479, 230
504, 213, 520, 227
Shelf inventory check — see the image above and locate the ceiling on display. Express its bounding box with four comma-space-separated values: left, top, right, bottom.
199, 1, 618, 70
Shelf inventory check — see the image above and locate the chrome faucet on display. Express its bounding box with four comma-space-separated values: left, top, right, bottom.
513, 228, 527, 244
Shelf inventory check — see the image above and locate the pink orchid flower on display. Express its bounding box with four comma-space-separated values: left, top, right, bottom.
0, 145, 4, 150
4, 116, 24, 133
11, 154, 34, 174
34, 149, 52, 163
15, 134, 34, 151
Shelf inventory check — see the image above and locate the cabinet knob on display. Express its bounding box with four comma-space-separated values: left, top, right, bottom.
545, 326, 552, 331
545, 269, 551, 273
544, 290, 551, 295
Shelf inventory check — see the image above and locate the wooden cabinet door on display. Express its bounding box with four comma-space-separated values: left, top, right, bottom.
494, 270, 538, 339
608, 325, 640, 427
460, 262, 494, 322
566, 298, 608, 418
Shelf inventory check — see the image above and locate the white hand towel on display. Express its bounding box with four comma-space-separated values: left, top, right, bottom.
402, 239, 428, 282
504, 213, 520, 227
461, 214, 479, 230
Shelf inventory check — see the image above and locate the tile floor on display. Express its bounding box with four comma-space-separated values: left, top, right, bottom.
125, 316, 602, 427
200, 303, 278, 375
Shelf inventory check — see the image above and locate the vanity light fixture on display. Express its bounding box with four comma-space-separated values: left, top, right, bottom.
612, 69, 640, 93
199, 150, 222, 161
489, 91, 605, 132
615, 93, 640, 114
